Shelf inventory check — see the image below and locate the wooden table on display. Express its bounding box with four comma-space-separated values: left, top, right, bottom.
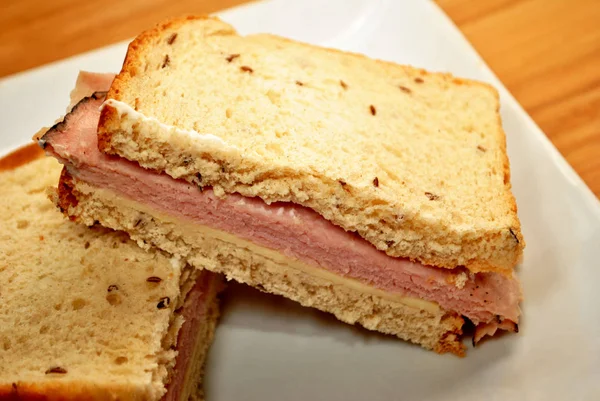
1, 0, 598, 197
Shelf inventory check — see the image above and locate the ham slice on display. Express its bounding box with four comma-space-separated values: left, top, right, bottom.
42, 73, 521, 337
67, 72, 115, 111
473, 319, 519, 345
163, 270, 219, 401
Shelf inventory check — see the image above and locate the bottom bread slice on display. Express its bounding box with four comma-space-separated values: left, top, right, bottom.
58, 169, 465, 356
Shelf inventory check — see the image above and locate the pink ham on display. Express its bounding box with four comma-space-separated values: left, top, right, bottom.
42, 73, 520, 333
68, 71, 115, 110
163, 270, 220, 401
473, 319, 519, 345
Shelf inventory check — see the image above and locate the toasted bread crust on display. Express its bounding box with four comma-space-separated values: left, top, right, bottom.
0, 143, 44, 172
0, 381, 151, 401
56, 166, 79, 218
97, 105, 120, 153
97, 16, 524, 275
98, 15, 214, 152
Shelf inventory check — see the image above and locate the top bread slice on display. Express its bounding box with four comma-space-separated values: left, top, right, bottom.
98, 16, 524, 275
0, 145, 192, 401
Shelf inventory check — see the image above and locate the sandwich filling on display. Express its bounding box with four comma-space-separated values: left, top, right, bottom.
163, 269, 220, 401
42, 75, 520, 342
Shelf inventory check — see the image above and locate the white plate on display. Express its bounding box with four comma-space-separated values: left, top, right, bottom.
1, 1, 599, 400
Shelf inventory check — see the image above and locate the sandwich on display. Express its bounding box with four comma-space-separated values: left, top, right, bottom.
40, 16, 524, 356
0, 144, 223, 400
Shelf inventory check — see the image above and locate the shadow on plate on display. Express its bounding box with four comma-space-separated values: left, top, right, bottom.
209, 282, 520, 400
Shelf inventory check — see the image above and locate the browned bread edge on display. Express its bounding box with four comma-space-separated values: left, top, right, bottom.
0, 381, 150, 401
0, 144, 44, 172
98, 15, 215, 153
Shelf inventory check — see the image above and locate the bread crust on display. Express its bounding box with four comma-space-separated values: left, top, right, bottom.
97, 16, 525, 275
98, 15, 216, 152
0, 143, 44, 172
56, 166, 79, 218
0, 381, 150, 401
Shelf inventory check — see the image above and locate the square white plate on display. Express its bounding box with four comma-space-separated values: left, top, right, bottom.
1, 1, 598, 400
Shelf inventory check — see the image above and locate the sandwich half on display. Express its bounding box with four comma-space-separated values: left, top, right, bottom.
0, 144, 223, 400
42, 16, 524, 356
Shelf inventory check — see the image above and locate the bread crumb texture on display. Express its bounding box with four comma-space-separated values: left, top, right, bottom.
0, 157, 185, 400
100, 16, 524, 274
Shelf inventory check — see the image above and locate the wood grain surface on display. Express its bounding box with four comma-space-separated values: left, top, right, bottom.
1, 0, 598, 197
